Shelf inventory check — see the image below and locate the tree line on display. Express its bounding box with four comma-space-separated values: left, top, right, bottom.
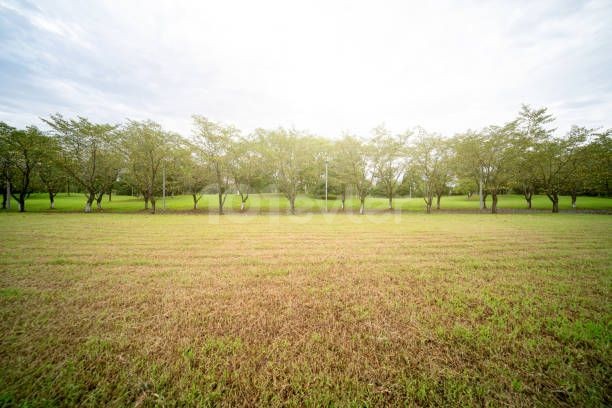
0, 105, 609, 214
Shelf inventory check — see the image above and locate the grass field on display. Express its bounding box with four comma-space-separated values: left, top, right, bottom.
4, 192, 612, 213
0, 213, 610, 406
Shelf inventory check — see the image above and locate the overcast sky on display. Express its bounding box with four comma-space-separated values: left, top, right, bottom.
0, 0, 610, 138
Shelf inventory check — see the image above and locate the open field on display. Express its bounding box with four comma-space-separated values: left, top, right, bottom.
4, 193, 612, 213
0, 213, 610, 406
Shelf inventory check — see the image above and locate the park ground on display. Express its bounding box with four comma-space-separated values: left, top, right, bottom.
3, 192, 612, 213
0, 213, 610, 406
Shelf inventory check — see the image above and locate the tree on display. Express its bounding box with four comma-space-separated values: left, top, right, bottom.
228, 136, 266, 211
532, 127, 586, 213
509, 145, 538, 209
258, 128, 323, 214
43, 114, 119, 213
408, 129, 450, 213
431, 143, 453, 210
192, 116, 238, 215
579, 129, 611, 198
94, 148, 123, 210
370, 125, 409, 210
121, 120, 179, 213
0, 122, 14, 209
0, 124, 47, 212
512, 104, 556, 208
334, 135, 374, 215
479, 123, 518, 214
177, 145, 210, 210
326, 143, 351, 210
36, 137, 65, 209
453, 130, 491, 209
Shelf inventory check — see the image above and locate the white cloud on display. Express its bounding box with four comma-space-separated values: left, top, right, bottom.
0, 0, 610, 137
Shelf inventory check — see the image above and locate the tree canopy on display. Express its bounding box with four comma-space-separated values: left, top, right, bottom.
1, 105, 609, 214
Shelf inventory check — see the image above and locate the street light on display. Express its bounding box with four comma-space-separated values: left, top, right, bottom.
162, 160, 166, 212
325, 158, 328, 212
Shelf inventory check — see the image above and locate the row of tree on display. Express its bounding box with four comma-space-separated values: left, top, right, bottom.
0, 105, 609, 214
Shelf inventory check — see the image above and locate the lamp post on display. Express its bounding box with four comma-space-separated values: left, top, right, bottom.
325, 158, 328, 212
162, 160, 166, 212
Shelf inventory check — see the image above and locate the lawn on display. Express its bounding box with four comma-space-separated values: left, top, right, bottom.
0, 213, 610, 406
5, 192, 612, 213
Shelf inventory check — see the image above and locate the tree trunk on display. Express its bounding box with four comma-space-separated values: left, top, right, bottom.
467, 191, 472, 199
96, 193, 104, 210
239, 191, 248, 212
144, 195, 149, 210
491, 192, 498, 214
478, 178, 483, 209
6, 179, 11, 210
482, 192, 488, 209
85, 191, 95, 213
424, 196, 432, 214
341, 191, 346, 211
218, 191, 224, 215
151, 198, 156, 214
108, 191, 112, 202
523, 188, 532, 209
388, 194, 393, 210
359, 198, 365, 215
571, 192, 577, 209
49, 192, 55, 209
18, 192, 26, 212
1, 183, 6, 209
547, 192, 559, 213
192, 194, 198, 210
436, 194, 441, 210
289, 196, 296, 214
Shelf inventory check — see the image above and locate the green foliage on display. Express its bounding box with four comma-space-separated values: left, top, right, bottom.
0, 104, 609, 215
42, 114, 120, 212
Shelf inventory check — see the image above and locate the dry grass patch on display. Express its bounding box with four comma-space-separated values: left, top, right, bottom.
0, 213, 610, 406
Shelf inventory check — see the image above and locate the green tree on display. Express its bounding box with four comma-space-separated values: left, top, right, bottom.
409, 129, 451, 213
532, 126, 586, 213
121, 120, 180, 213
43, 114, 119, 213
0, 124, 47, 212
176, 145, 210, 210
580, 129, 611, 197
557, 126, 596, 209
36, 137, 65, 209
512, 104, 556, 208
0, 122, 14, 209
192, 116, 238, 215
479, 123, 519, 214
453, 130, 490, 209
370, 125, 410, 210
334, 135, 374, 215
257, 128, 324, 214
228, 135, 266, 212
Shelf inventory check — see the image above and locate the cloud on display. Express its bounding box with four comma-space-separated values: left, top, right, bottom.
0, 0, 610, 137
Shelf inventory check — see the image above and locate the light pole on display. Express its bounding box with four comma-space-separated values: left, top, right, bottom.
325, 158, 328, 212
162, 160, 166, 212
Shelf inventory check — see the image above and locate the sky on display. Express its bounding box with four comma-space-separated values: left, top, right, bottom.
0, 0, 610, 138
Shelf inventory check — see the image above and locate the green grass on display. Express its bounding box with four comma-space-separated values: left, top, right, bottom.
0, 213, 610, 406
5, 192, 612, 213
